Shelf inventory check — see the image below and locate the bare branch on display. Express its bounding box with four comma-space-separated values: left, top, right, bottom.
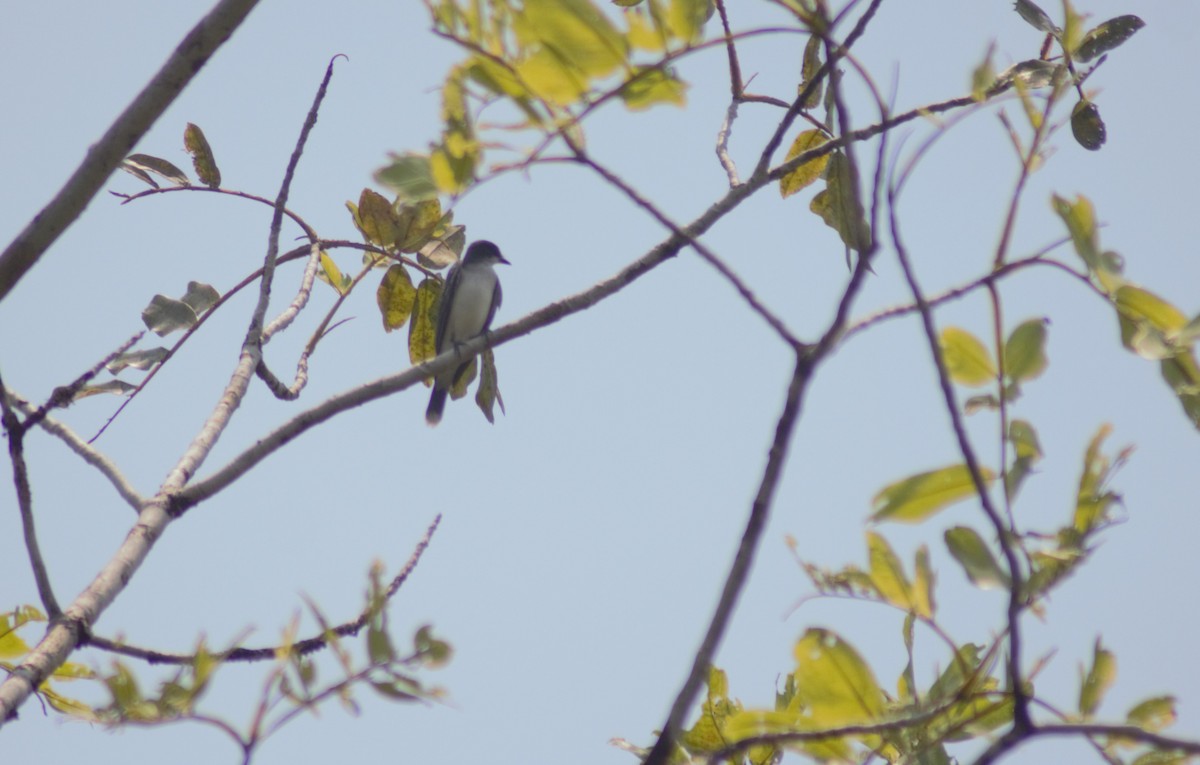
87, 515, 441, 665
0, 370, 61, 618
0, 0, 261, 304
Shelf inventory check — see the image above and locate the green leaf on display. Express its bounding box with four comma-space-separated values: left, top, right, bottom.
1014, 0, 1060, 35
940, 327, 997, 387
351, 189, 402, 249
182, 281, 220, 315
791, 628, 885, 725
619, 66, 687, 110
779, 130, 830, 198
318, 251, 350, 294
394, 198, 444, 253
1160, 352, 1200, 429
142, 294, 199, 336
475, 349, 504, 423
971, 45, 997, 101
1005, 319, 1048, 382
1079, 638, 1116, 718
1052, 195, 1123, 288
912, 546, 935, 619
867, 531, 914, 612
1126, 696, 1177, 732
811, 152, 871, 253
1071, 100, 1107, 151
1006, 419, 1043, 499
124, 153, 190, 186
1075, 424, 1120, 535
872, 464, 996, 524
516, 0, 628, 79
679, 666, 738, 754
375, 153, 440, 203
183, 123, 221, 188
409, 277, 442, 368
927, 643, 989, 704
106, 347, 168, 374
944, 527, 1010, 589
414, 625, 453, 668
1074, 15, 1145, 63
376, 265, 417, 332
799, 34, 823, 108
666, 0, 713, 44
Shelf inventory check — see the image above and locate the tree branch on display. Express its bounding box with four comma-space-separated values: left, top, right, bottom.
0, 0, 261, 304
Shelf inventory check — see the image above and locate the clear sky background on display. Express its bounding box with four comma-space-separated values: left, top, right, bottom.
2, 2, 1198, 764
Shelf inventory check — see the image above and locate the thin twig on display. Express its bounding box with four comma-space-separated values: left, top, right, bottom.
0, 370, 61, 618
887, 189, 1031, 733
86, 515, 441, 665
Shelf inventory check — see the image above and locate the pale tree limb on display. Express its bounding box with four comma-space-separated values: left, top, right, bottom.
0, 0, 262, 304
0, 41, 328, 727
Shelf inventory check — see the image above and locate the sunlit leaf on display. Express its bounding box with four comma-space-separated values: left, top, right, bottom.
375, 153, 440, 203
619, 66, 687, 110
395, 198, 444, 253
944, 526, 1010, 589
872, 464, 996, 523
1005, 318, 1049, 382
183, 123, 221, 188
792, 628, 885, 725
667, 0, 713, 44
1079, 638, 1116, 718
351, 189, 402, 249
376, 264, 417, 332
941, 326, 997, 387
867, 532, 914, 612
318, 251, 350, 294
515, 0, 628, 79
1074, 424, 1120, 534
779, 130, 830, 198
1127, 696, 1177, 732
912, 546, 935, 619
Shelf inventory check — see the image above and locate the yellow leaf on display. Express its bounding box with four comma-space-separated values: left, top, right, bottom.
872, 464, 996, 523
376, 265, 416, 332
779, 130, 830, 198
941, 326, 997, 387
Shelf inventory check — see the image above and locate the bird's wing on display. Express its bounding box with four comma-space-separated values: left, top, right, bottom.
434, 263, 462, 354
484, 277, 503, 331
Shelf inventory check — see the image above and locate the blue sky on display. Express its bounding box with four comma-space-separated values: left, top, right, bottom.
2, 2, 1199, 764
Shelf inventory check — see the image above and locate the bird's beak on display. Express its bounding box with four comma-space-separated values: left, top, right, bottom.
498, 255, 512, 266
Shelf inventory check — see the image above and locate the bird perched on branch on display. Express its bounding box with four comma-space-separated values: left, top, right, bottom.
425, 240, 510, 425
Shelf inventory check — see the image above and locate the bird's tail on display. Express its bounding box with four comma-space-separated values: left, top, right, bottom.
426, 385, 448, 426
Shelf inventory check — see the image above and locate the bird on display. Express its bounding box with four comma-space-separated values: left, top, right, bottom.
425, 240, 510, 425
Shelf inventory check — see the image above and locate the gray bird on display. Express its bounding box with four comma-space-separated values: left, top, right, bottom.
425, 240, 510, 425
